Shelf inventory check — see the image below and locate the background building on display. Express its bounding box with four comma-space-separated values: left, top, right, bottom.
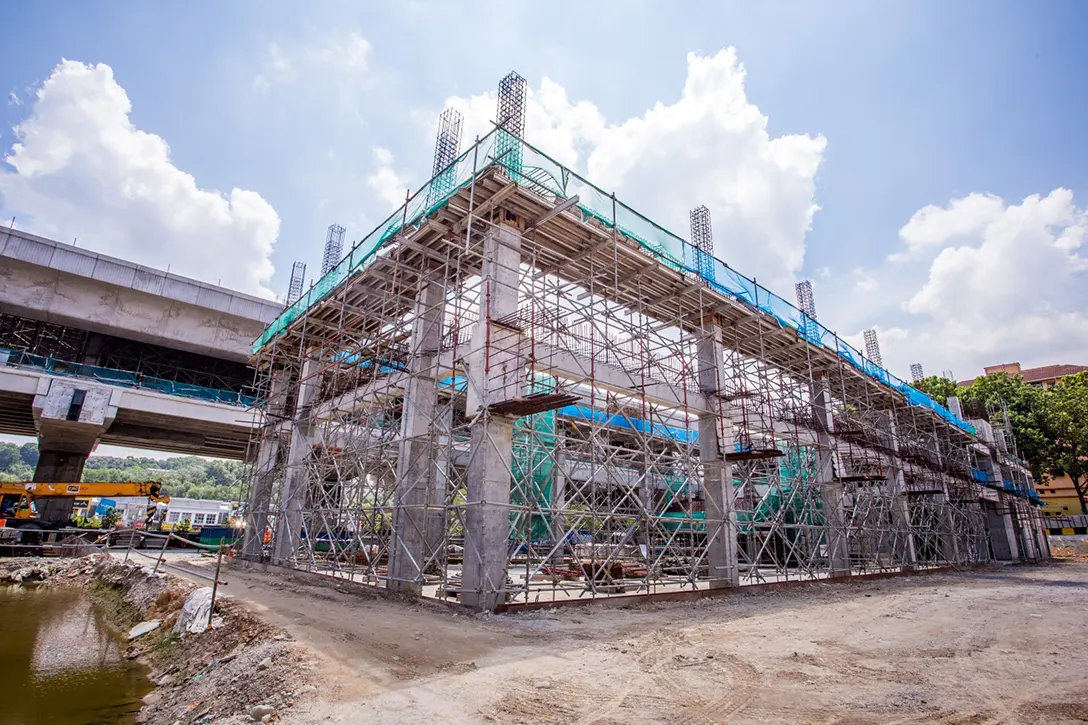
163, 497, 234, 529
959, 362, 1088, 389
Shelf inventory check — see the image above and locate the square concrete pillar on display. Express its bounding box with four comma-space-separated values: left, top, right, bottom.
274, 357, 320, 564
884, 415, 918, 568
244, 370, 290, 558
389, 277, 446, 594
462, 418, 516, 610
696, 322, 739, 588
461, 224, 522, 610
243, 433, 281, 558
985, 499, 1019, 561
812, 382, 850, 576
548, 430, 569, 563
936, 491, 961, 563
426, 401, 456, 569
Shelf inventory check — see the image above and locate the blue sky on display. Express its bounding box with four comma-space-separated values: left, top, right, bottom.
1, 0, 1086, 385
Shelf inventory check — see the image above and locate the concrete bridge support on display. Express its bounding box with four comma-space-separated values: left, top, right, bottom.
884, 416, 918, 568
389, 276, 446, 594
696, 320, 739, 588
274, 358, 320, 564
461, 224, 523, 611
813, 382, 851, 576
30, 378, 117, 522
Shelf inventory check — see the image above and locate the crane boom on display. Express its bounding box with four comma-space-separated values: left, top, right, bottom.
0, 481, 169, 527
0, 481, 169, 502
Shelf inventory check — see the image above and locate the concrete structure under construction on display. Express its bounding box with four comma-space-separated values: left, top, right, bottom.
242, 74, 1047, 611
0, 229, 279, 492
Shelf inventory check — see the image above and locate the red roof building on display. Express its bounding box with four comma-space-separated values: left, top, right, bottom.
958, 362, 1088, 388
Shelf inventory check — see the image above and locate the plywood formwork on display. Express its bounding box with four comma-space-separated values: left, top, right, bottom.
241, 126, 1047, 610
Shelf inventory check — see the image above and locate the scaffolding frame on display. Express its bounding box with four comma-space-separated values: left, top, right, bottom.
242, 125, 1045, 610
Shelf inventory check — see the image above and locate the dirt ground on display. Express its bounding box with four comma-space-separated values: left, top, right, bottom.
188, 558, 1088, 724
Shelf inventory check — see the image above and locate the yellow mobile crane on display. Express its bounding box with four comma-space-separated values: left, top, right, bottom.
0, 481, 170, 529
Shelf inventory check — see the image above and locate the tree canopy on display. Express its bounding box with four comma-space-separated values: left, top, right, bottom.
1047, 372, 1088, 514
911, 370, 1088, 514
910, 376, 958, 407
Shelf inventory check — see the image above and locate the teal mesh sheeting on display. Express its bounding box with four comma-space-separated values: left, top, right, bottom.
510, 374, 557, 542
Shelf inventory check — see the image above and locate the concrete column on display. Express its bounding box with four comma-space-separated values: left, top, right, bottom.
549, 429, 568, 563
243, 435, 280, 557
936, 490, 960, 563
812, 382, 850, 576
696, 322, 738, 588
884, 415, 918, 568
274, 357, 320, 564
462, 224, 523, 611
244, 370, 290, 558
985, 498, 1019, 561
426, 401, 456, 571
31, 378, 117, 523
1009, 500, 1033, 561
389, 277, 445, 594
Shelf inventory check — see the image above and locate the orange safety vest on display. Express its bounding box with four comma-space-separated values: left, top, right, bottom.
263, 528, 272, 544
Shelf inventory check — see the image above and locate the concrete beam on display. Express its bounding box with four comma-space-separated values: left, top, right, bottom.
0, 365, 255, 459
0, 230, 281, 362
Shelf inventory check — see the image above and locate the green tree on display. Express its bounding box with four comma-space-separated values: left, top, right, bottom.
1047, 372, 1088, 515
911, 376, 960, 407
101, 508, 122, 529
959, 373, 1053, 477
0, 443, 17, 471
19, 443, 38, 468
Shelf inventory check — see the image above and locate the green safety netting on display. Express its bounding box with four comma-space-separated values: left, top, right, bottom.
510, 373, 557, 542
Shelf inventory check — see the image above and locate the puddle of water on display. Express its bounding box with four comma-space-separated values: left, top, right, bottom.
0, 584, 154, 724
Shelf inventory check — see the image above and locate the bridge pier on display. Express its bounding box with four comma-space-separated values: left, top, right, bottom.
30, 378, 117, 523
274, 358, 320, 564
695, 320, 740, 588
461, 224, 523, 611
389, 275, 446, 594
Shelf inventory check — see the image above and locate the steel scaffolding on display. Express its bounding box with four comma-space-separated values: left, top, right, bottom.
241, 93, 1046, 610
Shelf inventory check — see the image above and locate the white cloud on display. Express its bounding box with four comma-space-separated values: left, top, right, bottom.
7, 91, 20, 107
892, 192, 1005, 259
366, 147, 409, 210
253, 33, 371, 94
445, 49, 826, 293
873, 188, 1088, 377
852, 267, 878, 293
0, 60, 279, 297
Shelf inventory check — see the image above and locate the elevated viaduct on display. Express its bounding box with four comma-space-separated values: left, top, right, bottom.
0, 228, 281, 489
